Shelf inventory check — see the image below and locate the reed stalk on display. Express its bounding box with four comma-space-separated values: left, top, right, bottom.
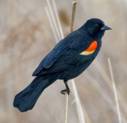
45, 0, 85, 123
108, 58, 122, 123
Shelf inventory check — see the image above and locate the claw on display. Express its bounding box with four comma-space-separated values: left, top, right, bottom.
61, 80, 70, 95
60, 89, 70, 95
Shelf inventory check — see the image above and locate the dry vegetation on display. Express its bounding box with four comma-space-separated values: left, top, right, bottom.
0, 0, 127, 123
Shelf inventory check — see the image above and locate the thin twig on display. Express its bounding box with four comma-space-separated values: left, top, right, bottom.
45, 7, 58, 41
65, 95, 69, 123
71, 80, 85, 123
108, 58, 122, 123
46, 0, 61, 40
70, 1, 85, 123
52, 0, 64, 39
45, 1, 69, 122
45, 0, 85, 123
94, 59, 127, 122
63, 1, 79, 123
70, 0, 77, 32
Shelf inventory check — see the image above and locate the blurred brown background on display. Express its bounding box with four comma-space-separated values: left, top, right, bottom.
0, 0, 127, 123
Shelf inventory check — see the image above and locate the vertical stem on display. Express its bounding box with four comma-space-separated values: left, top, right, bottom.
108, 58, 122, 123
46, 0, 61, 40
70, 1, 85, 123
52, 0, 64, 39
45, 0, 85, 123
65, 95, 69, 123
71, 80, 85, 123
45, 1, 69, 122
45, 7, 58, 41
70, 0, 77, 32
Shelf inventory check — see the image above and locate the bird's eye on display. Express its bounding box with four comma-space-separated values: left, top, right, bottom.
92, 24, 100, 33
87, 23, 101, 35
94, 24, 100, 29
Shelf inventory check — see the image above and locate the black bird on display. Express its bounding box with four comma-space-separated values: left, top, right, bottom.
13, 18, 111, 112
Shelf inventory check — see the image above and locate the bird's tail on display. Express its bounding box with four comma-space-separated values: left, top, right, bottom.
13, 75, 56, 112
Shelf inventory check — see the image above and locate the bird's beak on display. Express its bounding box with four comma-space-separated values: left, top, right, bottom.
101, 25, 112, 31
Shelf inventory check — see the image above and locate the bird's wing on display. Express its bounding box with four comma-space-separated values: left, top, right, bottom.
32, 40, 67, 76
32, 30, 89, 76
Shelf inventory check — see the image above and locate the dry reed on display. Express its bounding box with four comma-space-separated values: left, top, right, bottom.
108, 58, 122, 123
45, 0, 86, 123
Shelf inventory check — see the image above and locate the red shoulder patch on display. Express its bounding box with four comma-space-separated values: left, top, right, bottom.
80, 40, 98, 55
86, 40, 97, 51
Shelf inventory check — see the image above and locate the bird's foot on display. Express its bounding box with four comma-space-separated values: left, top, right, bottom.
60, 89, 70, 95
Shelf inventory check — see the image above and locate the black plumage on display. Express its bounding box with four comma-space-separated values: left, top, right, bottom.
13, 18, 111, 112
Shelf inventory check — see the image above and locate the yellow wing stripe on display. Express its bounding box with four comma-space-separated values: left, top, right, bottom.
80, 41, 97, 55
80, 50, 95, 55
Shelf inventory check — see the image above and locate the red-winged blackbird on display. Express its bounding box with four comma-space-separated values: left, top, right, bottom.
13, 18, 111, 112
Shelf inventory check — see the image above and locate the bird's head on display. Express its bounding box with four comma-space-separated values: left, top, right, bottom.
81, 18, 111, 39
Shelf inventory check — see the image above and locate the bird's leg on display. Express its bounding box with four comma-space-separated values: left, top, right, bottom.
61, 80, 70, 95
